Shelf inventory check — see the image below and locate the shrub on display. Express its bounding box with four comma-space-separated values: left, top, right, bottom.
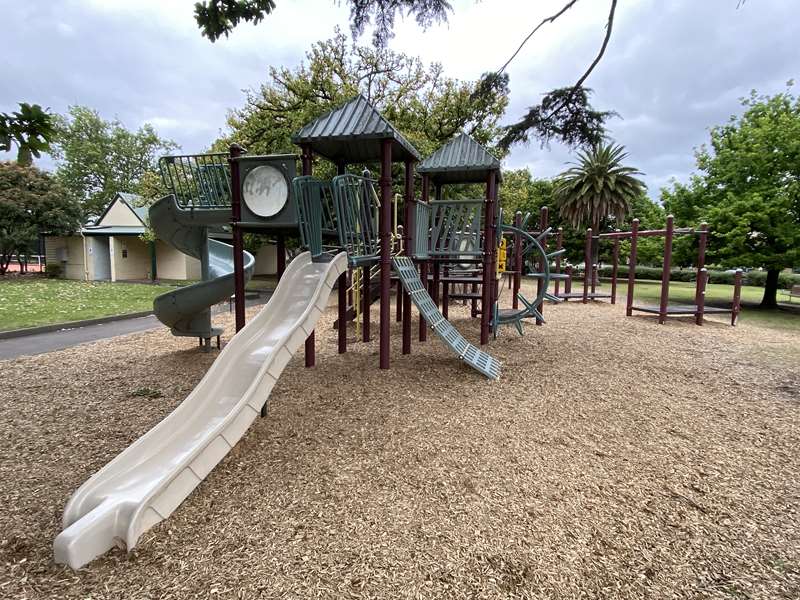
593, 265, 800, 288
45, 263, 62, 278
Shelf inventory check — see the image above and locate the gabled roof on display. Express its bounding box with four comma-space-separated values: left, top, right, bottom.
418, 133, 502, 184
292, 94, 421, 163
133, 206, 149, 223
92, 192, 147, 227
81, 225, 146, 236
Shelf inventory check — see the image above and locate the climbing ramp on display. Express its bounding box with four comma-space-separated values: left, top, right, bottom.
392, 256, 501, 380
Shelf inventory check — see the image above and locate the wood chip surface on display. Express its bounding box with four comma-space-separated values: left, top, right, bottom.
1, 284, 798, 599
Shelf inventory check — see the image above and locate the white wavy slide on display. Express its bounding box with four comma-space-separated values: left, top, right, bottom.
54, 251, 347, 569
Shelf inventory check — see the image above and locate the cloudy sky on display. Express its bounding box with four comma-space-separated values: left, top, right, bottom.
3, 0, 796, 196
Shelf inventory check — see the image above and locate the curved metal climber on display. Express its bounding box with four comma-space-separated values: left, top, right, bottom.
492, 209, 565, 337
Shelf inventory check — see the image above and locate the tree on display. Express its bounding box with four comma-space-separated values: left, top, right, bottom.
0, 162, 82, 274
553, 142, 644, 265
0, 103, 57, 166
662, 86, 800, 307
52, 106, 177, 218
215, 31, 508, 161
134, 170, 170, 206
554, 142, 644, 230
499, 168, 553, 221
194, 0, 622, 149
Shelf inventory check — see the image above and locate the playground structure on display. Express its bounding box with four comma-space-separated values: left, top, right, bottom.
54, 95, 556, 568
615, 216, 742, 326
542, 214, 742, 325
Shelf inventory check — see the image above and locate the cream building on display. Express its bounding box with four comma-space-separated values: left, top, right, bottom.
44, 193, 281, 281
45, 193, 200, 281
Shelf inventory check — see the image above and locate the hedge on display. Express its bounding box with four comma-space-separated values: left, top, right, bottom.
591, 265, 800, 288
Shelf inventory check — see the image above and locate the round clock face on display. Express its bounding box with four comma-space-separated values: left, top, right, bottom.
242, 165, 288, 218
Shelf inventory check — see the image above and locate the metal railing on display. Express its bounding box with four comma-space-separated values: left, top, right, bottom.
429, 200, 483, 256
158, 153, 232, 208
331, 174, 380, 264
292, 176, 339, 259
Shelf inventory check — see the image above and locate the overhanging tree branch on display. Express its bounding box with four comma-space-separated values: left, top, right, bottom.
496, 0, 581, 75
496, 0, 619, 150
541, 0, 618, 124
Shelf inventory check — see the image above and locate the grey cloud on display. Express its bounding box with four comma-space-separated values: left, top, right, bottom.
2, 0, 796, 200
503, 0, 797, 196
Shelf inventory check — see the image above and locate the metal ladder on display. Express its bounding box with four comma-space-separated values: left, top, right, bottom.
393, 256, 501, 380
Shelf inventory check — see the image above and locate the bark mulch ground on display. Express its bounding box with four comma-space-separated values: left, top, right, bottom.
1, 290, 798, 599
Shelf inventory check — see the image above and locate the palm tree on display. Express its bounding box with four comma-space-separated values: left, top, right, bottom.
0, 103, 57, 166
554, 142, 645, 232
554, 142, 645, 272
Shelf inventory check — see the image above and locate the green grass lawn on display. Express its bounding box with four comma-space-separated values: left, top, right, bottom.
0, 277, 179, 331
602, 279, 800, 332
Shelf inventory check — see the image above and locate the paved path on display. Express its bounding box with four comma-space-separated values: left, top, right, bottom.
0, 295, 271, 361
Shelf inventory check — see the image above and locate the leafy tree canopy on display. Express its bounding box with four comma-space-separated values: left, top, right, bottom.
0, 103, 57, 166
214, 31, 509, 163
195, 0, 618, 150
661, 84, 800, 306
52, 106, 178, 218
195, 0, 451, 46
0, 162, 82, 274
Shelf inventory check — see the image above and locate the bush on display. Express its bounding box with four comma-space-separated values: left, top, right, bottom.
594, 265, 800, 288
45, 263, 62, 278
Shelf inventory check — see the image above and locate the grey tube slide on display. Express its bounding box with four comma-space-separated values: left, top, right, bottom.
149, 195, 255, 339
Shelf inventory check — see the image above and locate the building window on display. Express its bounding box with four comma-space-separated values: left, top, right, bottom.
122, 249, 128, 258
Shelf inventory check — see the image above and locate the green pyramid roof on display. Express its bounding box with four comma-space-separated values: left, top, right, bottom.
418, 133, 502, 184
293, 94, 421, 163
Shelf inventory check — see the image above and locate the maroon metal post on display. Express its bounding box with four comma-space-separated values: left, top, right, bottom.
513, 211, 522, 310
565, 265, 573, 298
490, 172, 500, 309
362, 264, 370, 342
611, 233, 620, 304
696, 268, 708, 326
301, 144, 316, 367
480, 171, 497, 345
276, 234, 286, 279
229, 143, 246, 333
419, 174, 430, 342
591, 263, 598, 296
554, 228, 563, 296
536, 207, 548, 324
694, 222, 708, 314
402, 159, 414, 355
442, 268, 449, 319
626, 219, 639, 316
432, 262, 441, 306
582, 228, 592, 304
732, 269, 743, 326
379, 138, 392, 370
471, 280, 478, 317
658, 215, 675, 325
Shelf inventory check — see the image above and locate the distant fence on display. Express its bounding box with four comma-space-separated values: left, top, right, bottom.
4, 255, 45, 273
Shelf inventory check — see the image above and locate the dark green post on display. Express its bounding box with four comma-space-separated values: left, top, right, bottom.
149, 240, 157, 281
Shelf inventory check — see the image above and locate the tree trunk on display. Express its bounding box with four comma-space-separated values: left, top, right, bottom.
17, 146, 33, 167
760, 269, 780, 308
591, 217, 600, 274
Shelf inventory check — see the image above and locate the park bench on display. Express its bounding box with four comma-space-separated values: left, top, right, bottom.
780, 284, 800, 303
